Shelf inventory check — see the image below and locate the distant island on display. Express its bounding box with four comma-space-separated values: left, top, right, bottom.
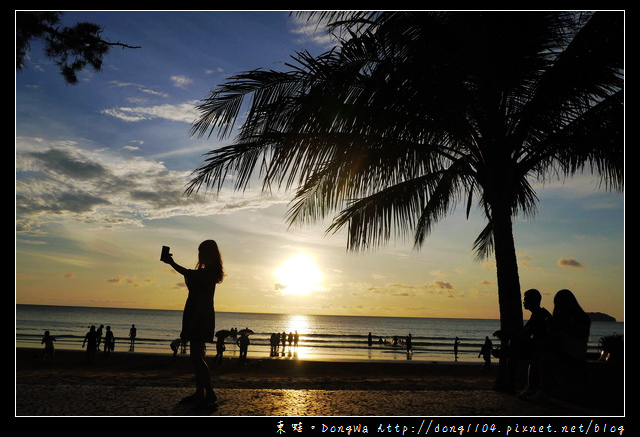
587, 312, 617, 322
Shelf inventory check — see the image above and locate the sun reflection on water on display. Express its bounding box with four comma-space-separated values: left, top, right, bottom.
279, 314, 309, 360
286, 314, 309, 336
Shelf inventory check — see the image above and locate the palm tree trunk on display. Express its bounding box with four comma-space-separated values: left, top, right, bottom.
492, 203, 523, 392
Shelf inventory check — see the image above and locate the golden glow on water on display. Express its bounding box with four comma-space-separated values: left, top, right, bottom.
274, 253, 322, 296
286, 314, 309, 335
281, 314, 309, 359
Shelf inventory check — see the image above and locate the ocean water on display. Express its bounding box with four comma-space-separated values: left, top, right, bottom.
15, 304, 623, 363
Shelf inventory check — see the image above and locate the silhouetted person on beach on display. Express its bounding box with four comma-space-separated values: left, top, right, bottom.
294, 330, 299, 347
171, 338, 182, 357
517, 288, 552, 398
96, 324, 104, 351
494, 289, 552, 392
129, 324, 136, 351
215, 335, 226, 363
270, 333, 278, 356
41, 330, 56, 364
454, 337, 460, 361
368, 332, 373, 346
103, 325, 115, 355
237, 333, 250, 364
406, 334, 413, 353
162, 240, 224, 411
530, 289, 591, 403
82, 325, 98, 364
479, 336, 493, 371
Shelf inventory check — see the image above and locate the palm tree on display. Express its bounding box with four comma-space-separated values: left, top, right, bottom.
188, 11, 623, 390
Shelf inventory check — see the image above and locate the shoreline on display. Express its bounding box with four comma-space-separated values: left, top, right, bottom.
16, 347, 624, 417
14, 341, 481, 364
15, 347, 491, 389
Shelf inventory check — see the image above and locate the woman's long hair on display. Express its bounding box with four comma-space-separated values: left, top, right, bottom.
553, 289, 590, 329
196, 239, 224, 283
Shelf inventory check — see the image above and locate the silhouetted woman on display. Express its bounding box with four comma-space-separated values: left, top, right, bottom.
530, 289, 591, 403
549, 289, 591, 362
162, 240, 224, 411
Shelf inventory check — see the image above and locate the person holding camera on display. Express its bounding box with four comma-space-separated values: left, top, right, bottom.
161, 240, 224, 411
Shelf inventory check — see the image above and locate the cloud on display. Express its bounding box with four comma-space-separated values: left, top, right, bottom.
105, 276, 156, 288
27, 148, 108, 180
205, 67, 224, 75
557, 258, 585, 269
170, 75, 193, 88
108, 81, 169, 98
101, 101, 199, 123
15, 137, 287, 235
360, 280, 457, 298
433, 280, 453, 290
289, 13, 340, 48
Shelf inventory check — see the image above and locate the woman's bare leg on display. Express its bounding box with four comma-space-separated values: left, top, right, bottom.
190, 341, 216, 402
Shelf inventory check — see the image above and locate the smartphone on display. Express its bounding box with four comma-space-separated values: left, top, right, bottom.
161, 246, 171, 261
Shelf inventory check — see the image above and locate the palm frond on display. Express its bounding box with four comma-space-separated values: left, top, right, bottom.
472, 222, 495, 260
187, 11, 623, 261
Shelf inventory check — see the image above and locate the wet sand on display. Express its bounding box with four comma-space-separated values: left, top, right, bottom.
15, 348, 623, 417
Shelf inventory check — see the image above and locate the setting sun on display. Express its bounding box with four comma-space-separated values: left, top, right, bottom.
274, 253, 323, 296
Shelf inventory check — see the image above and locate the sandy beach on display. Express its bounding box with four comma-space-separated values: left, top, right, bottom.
15, 347, 623, 418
